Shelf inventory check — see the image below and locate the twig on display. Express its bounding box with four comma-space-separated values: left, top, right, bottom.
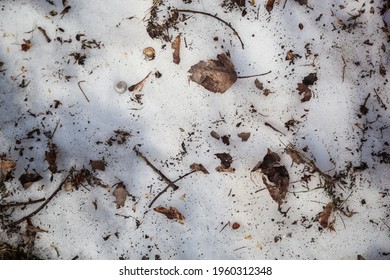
219, 221, 230, 233
128, 71, 152, 92
37, 27, 51, 43
175, 9, 244, 49
148, 170, 196, 208
264, 122, 286, 136
373, 88, 387, 110
133, 146, 179, 191
77, 80, 90, 102
237, 70, 272, 79
0, 198, 45, 209
8, 174, 69, 227
283, 0, 288, 9
380, 218, 390, 231
341, 55, 346, 82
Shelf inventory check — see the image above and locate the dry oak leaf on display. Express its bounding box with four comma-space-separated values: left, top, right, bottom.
188, 52, 237, 93
154, 206, 185, 224
113, 183, 129, 208
190, 163, 210, 174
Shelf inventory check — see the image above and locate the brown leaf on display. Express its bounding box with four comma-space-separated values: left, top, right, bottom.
215, 166, 235, 173
90, 160, 106, 172
0, 159, 16, 172
319, 202, 335, 231
26, 225, 48, 233
190, 163, 209, 174
254, 79, 263, 90
302, 73, 317, 85
210, 130, 220, 140
21, 39, 32, 52
296, 83, 312, 102
221, 135, 230, 145
19, 173, 43, 189
215, 153, 233, 168
188, 52, 237, 93
237, 132, 251, 141
232, 222, 240, 230
252, 149, 290, 205
45, 142, 58, 174
285, 146, 306, 165
172, 35, 181, 64
266, 0, 275, 13
113, 183, 129, 208
154, 206, 185, 224
295, 0, 308, 5
59, 5, 71, 19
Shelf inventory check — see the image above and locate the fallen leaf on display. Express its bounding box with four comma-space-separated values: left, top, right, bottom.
188, 52, 237, 93
215, 166, 235, 173
318, 202, 335, 231
0, 159, 16, 172
254, 79, 263, 90
210, 130, 221, 140
302, 73, 317, 85
90, 160, 106, 172
26, 225, 48, 233
215, 153, 233, 168
172, 35, 181, 64
252, 149, 290, 205
154, 206, 185, 224
296, 83, 312, 102
232, 222, 240, 230
221, 135, 230, 145
21, 39, 32, 52
143, 47, 155, 60
45, 142, 58, 174
113, 183, 129, 208
19, 172, 43, 189
285, 146, 306, 165
266, 0, 275, 13
237, 132, 251, 141
190, 163, 210, 174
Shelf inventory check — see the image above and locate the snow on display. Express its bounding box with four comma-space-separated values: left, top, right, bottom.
0, 0, 389, 260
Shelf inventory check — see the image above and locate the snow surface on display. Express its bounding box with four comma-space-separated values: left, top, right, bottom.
0, 0, 389, 260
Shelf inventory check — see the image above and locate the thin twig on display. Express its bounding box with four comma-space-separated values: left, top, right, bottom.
264, 122, 286, 136
8, 174, 69, 227
0, 198, 45, 209
175, 9, 244, 49
133, 146, 179, 191
148, 170, 196, 208
237, 70, 272, 79
341, 55, 346, 82
77, 80, 90, 102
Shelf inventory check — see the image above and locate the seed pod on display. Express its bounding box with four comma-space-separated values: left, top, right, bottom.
143, 47, 155, 60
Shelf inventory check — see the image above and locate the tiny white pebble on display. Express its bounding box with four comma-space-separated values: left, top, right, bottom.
115, 81, 127, 93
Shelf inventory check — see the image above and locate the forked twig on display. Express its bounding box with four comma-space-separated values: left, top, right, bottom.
175, 9, 244, 49
0, 198, 45, 209
8, 174, 69, 227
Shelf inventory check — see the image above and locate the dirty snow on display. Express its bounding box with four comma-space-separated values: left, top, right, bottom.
0, 0, 389, 260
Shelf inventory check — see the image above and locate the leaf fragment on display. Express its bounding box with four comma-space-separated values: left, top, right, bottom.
190, 163, 209, 174
296, 83, 312, 102
210, 130, 221, 140
0, 159, 16, 172
172, 35, 181, 64
252, 149, 289, 205
237, 132, 251, 141
113, 183, 129, 208
90, 160, 106, 172
215, 153, 233, 168
154, 206, 185, 224
21, 39, 32, 52
19, 173, 43, 189
266, 0, 275, 13
318, 202, 335, 231
188, 52, 237, 93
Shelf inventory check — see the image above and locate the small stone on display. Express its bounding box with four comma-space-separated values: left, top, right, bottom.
115, 81, 127, 93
